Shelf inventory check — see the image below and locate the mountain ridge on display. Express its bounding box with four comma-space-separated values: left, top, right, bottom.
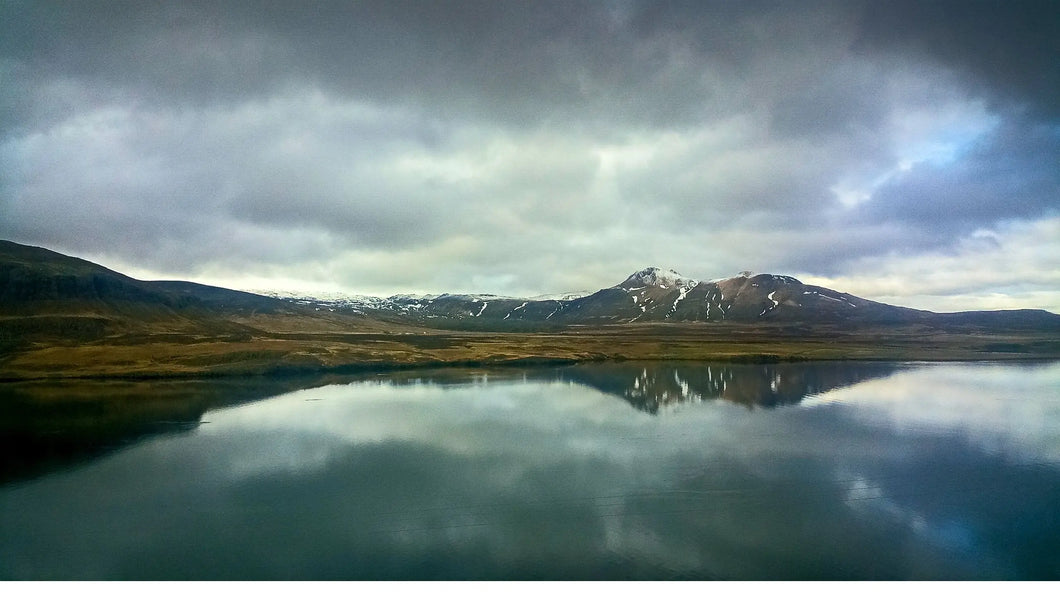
3, 240, 1058, 333
0, 239, 403, 352
3, 240, 1058, 379
261, 264, 1059, 330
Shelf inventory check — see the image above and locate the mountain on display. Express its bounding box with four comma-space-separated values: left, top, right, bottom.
4, 239, 1058, 343
0, 239, 284, 312
0, 240, 400, 352
259, 289, 578, 328
274, 266, 1060, 331
3, 241, 1058, 378
555, 268, 923, 325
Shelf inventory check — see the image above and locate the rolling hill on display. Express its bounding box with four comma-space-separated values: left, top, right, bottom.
0, 239, 413, 353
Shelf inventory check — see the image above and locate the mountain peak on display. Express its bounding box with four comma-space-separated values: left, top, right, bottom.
619, 267, 699, 289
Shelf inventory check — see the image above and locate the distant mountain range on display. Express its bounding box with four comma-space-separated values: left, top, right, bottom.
4, 240, 1059, 338
264, 265, 1060, 330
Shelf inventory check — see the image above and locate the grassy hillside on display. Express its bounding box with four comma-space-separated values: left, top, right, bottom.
0, 240, 423, 357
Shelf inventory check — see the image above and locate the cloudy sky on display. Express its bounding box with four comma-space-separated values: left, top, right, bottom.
2, 1, 1058, 312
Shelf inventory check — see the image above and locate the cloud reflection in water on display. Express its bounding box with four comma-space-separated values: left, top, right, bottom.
1, 361, 1058, 579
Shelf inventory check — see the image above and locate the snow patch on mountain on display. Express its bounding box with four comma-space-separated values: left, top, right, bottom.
805, 290, 858, 307
530, 291, 591, 301
668, 284, 691, 317
620, 267, 700, 289
504, 301, 529, 320
760, 291, 780, 316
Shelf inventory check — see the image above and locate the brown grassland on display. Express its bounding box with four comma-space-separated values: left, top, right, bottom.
2, 318, 1057, 380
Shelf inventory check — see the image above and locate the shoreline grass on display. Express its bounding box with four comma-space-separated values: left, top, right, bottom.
2, 324, 1057, 381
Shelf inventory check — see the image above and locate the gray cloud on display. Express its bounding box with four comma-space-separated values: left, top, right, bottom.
855, 0, 1060, 117
1, 1, 1058, 308
860, 119, 1060, 231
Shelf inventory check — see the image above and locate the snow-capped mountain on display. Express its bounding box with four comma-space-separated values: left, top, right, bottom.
261, 267, 1060, 329
618, 267, 700, 290
542, 269, 880, 324
257, 290, 398, 313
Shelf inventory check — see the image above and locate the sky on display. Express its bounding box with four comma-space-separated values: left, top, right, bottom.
2, 1, 1058, 312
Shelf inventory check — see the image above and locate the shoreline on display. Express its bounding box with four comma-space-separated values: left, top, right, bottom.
3, 326, 1058, 381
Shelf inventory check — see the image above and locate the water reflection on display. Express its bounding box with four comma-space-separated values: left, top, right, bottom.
543, 361, 902, 412
0, 375, 342, 483
1, 361, 1058, 579
0, 362, 899, 482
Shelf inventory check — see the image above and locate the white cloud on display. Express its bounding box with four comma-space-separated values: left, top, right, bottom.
801, 218, 1060, 312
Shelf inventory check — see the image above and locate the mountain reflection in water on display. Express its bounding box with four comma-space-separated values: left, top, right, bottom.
0, 375, 341, 483
0, 362, 896, 482
545, 361, 900, 413
1, 361, 1058, 579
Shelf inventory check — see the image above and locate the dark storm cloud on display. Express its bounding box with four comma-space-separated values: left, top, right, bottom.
0, 1, 897, 130
3, 1, 627, 127
1, 1, 1058, 306
6, 0, 1056, 124
856, 0, 1060, 117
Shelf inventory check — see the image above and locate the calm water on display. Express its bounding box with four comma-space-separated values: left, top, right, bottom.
1, 361, 1059, 580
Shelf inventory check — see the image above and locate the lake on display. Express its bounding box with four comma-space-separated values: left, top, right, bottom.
1, 361, 1059, 580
